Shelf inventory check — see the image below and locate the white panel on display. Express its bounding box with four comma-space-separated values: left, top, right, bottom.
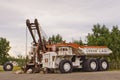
79, 47, 112, 56
42, 52, 57, 68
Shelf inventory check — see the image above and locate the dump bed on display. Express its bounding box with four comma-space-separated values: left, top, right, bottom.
78, 46, 112, 56
46, 43, 112, 56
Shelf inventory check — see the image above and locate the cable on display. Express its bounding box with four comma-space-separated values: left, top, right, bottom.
39, 25, 48, 40
25, 26, 28, 65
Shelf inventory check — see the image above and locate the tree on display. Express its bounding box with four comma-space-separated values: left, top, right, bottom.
16, 54, 26, 67
48, 34, 63, 44
87, 24, 110, 46
73, 38, 84, 45
108, 26, 120, 69
0, 37, 11, 64
86, 24, 120, 69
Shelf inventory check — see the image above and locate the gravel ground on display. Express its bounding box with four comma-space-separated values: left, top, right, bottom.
0, 71, 120, 80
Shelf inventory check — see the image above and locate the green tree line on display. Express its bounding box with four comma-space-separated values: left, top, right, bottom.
0, 38, 25, 66
87, 24, 120, 69
0, 38, 10, 64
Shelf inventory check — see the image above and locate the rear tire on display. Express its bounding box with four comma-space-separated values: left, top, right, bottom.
59, 60, 73, 73
83, 59, 98, 72
3, 62, 13, 71
98, 58, 109, 71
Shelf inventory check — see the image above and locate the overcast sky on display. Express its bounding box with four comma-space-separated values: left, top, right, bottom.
0, 0, 120, 57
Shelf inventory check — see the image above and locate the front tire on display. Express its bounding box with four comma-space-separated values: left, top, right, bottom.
59, 60, 73, 73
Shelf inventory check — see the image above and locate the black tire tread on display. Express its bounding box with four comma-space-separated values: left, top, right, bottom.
83, 59, 98, 72
3, 62, 13, 71
98, 58, 109, 71
59, 60, 73, 73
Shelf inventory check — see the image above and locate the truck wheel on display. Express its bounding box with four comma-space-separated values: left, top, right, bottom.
59, 60, 73, 73
3, 62, 13, 71
98, 59, 109, 71
85, 59, 98, 72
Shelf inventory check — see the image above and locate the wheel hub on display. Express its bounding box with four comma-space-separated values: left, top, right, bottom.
63, 63, 71, 71
90, 62, 97, 70
102, 61, 107, 69
6, 65, 11, 69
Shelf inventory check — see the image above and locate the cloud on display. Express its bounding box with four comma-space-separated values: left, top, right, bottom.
0, 0, 120, 57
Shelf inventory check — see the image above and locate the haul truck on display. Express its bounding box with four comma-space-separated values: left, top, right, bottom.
23, 19, 112, 73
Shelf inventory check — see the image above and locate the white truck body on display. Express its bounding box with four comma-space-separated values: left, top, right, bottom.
42, 52, 57, 68
42, 46, 112, 70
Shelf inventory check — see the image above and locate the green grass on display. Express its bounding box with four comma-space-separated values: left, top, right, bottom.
0, 66, 4, 72
13, 66, 21, 71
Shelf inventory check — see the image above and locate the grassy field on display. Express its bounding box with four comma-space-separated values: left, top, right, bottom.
0, 66, 21, 72
0, 66, 3, 71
